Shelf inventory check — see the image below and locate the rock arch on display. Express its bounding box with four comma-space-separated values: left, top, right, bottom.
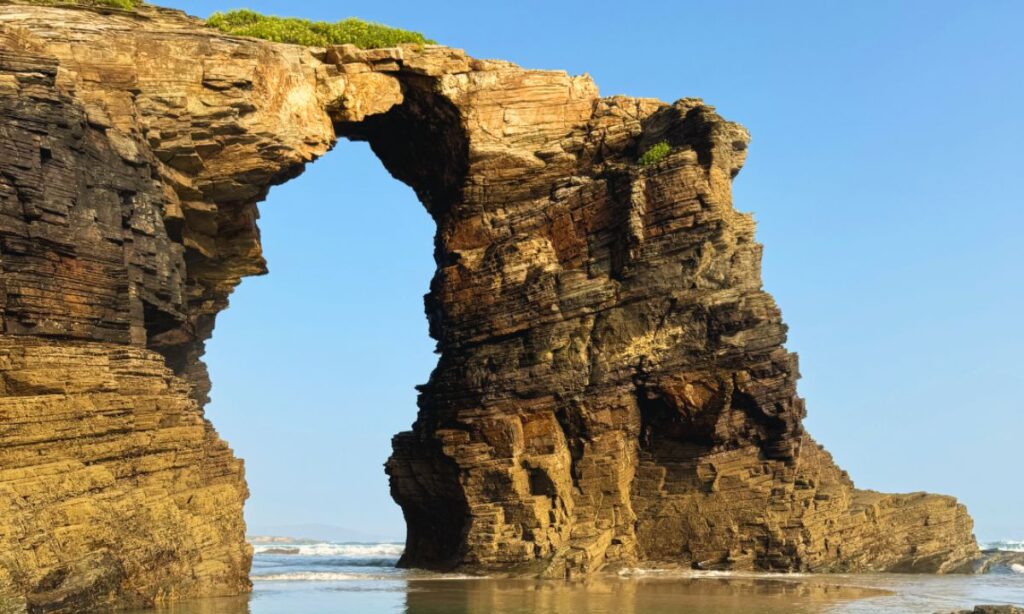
0, 3, 977, 611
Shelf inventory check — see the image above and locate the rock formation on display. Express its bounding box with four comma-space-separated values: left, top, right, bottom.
949, 607, 1024, 614
972, 550, 1024, 575
0, 2, 979, 611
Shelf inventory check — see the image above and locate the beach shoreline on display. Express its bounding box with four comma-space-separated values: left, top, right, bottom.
106, 539, 1024, 614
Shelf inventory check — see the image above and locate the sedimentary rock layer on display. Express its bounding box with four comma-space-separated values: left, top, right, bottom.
0, 2, 978, 611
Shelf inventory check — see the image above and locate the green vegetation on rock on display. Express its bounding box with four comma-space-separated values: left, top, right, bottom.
638, 140, 671, 166
205, 9, 434, 48
19, 0, 141, 9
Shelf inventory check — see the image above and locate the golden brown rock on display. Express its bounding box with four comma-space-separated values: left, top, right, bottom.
0, 339, 249, 612
0, 2, 980, 611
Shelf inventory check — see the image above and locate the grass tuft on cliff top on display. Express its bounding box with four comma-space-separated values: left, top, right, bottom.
19, 0, 141, 10
638, 140, 671, 166
205, 9, 434, 48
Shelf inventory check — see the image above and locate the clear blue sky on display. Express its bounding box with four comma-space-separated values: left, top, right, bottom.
165, 0, 1023, 542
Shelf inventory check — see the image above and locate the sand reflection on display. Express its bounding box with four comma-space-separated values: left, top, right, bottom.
401, 575, 886, 614
114, 573, 893, 614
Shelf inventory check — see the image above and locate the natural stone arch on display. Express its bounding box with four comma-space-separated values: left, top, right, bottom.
0, 3, 978, 611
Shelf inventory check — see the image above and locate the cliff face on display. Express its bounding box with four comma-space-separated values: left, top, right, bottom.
0, 3, 978, 611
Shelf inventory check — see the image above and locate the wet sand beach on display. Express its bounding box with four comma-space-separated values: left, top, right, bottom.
114, 570, 1024, 614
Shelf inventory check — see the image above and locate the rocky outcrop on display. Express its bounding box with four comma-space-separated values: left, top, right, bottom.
0, 2, 978, 610
947, 607, 1024, 614
971, 550, 1024, 575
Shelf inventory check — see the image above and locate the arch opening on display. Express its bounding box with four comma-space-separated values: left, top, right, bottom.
334, 84, 474, 567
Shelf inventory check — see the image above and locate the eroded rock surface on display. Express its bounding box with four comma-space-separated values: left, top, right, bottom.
0, 2, 978, 610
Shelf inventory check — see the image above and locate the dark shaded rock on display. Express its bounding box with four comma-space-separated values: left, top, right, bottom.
971, 550, 1024, 574
258, 548, 301, 555
944, 607, 1024, 614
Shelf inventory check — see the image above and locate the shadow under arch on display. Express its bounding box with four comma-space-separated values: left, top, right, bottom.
335, 80, 474, 568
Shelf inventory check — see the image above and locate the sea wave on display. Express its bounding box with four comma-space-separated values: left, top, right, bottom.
251, 557, 398, 569
253, 572, 368, 582
1011, 564, 1024, 575
982, 540, 1024, 552
252, 542, 404, 558
616, 568, 808, 579
251, 570, 481, 582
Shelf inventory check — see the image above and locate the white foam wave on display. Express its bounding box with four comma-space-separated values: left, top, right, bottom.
252, 570, 481, 582
617, 568, 672, 577
252, 542, 404, 558
982, 540, 1024, 552
616, 568, 807, 579
253, 572, 365, 582
1011, 564, 1024, 575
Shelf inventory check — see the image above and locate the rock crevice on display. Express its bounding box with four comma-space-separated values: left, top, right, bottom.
0, 3, 978, 611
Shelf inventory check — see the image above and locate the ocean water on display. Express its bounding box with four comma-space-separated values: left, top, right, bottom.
984, 540, 1024, 552
116, 540, 1024, 614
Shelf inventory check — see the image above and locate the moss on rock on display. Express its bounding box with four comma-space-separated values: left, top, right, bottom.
638, 140, 671, 166
205, 9, 433, 48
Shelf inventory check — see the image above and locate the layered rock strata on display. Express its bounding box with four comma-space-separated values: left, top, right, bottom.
0, 2, 978, 610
